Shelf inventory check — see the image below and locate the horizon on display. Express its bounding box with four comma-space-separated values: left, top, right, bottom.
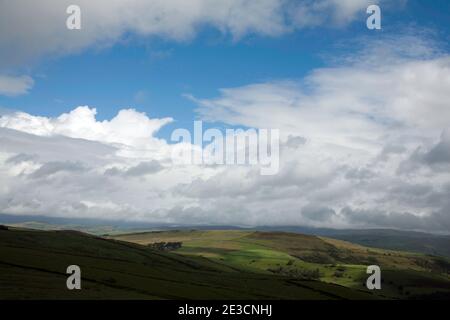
1, 212, 449, 236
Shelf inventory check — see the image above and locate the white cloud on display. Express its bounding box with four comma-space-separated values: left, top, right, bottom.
0, 106, 172, 149
0, 0, 395, 67
0, 33, 449, 232
186, 35, 450, 231
0, 75, 34, 96
193, 36, 450, 151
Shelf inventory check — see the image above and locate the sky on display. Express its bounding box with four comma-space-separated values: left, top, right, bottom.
0, 0, 450, 232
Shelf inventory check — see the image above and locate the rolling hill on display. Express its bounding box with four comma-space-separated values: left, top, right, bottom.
0, 226, 378, 300
112, 229, 450, 299
2, 213, 449, 257
259, 226, 450, 258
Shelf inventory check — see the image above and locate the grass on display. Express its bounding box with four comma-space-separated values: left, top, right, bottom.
0, 227, 377, 300
113, 229, 450, 299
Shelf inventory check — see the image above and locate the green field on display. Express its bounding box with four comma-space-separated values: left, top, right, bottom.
0, 227, 381, 300
113, 230, 450, 299
1, 226, 449, 299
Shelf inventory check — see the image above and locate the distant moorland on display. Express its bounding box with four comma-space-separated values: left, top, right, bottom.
1, 225, 449, 299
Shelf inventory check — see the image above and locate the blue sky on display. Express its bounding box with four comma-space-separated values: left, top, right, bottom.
1, 0, 448, 140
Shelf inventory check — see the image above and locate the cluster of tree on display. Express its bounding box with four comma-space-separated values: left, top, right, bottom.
326, 265, 347, 278
0, 225, 8, 231
268, 266, 321, 280
297, 252, 335, 264
148, 241, 182, 251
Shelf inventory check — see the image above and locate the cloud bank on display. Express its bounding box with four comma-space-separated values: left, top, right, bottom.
0, 33, 449, 232
0, 0, 384, 68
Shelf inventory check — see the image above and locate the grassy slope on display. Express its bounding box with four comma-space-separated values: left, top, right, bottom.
113, 230, 450, 299
323, 229, 450, 258
0, 227, 376, 300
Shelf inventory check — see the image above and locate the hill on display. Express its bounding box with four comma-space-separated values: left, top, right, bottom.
2, 213, 449, 257
259, 226, 450, 258
0, 226, 376, 300
320, 229, 450, 258
113, 229, 450, 299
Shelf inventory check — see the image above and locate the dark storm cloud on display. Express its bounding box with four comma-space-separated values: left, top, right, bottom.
125, 161, 164, 176
285, 135, 307, 148
423, 133, 450, 165
302, 204, 336, 222
104, 160, 163, 177
30, 161, 87, 179
340, 205, 450, 233
5, 153, 37, 164
398, 130, 450, 174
